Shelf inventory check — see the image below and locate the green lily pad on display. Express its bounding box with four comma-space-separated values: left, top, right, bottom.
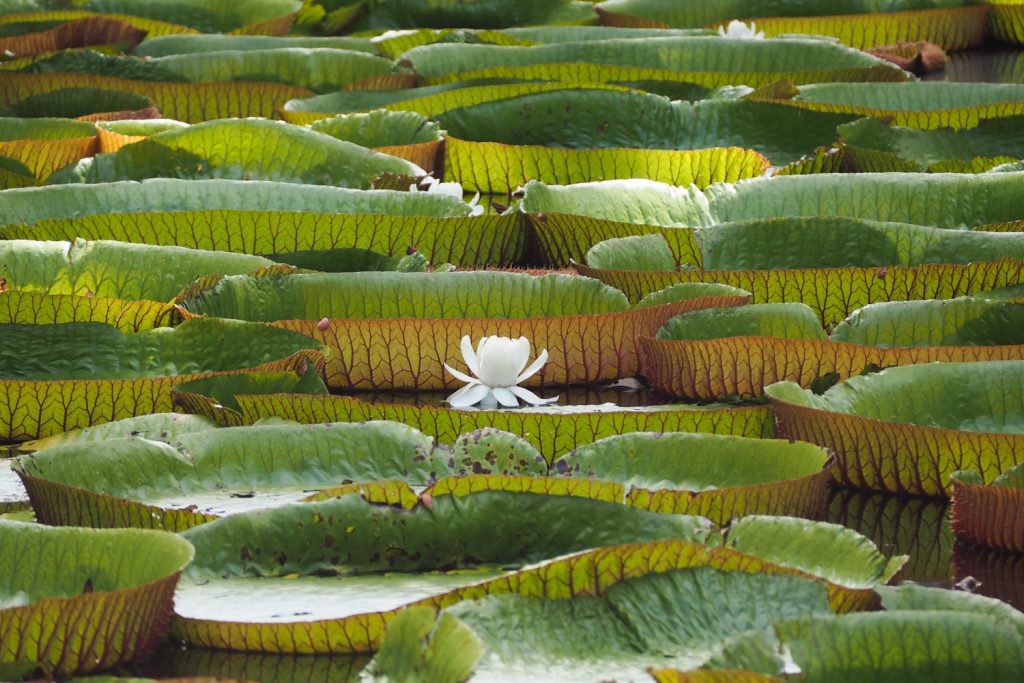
766, 361, 1024, 496
0, 520, 193, 677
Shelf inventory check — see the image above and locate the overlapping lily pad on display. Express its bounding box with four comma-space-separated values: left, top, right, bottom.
171, 498, 899, 655
0, 288, 176, 330
0, 117, 97, 184
752, 81, 1024, 128
951, 463, 1024, 552
0, 520, 193, 677
0, 317, 325, 441
595, 0, 989, 50
0, 238, 273, 302
172, 388, 774, 457
0, 71, 313, 122
15, 422, 829, 528
569, 223, 1024, 326
401, 36, 905, 86
169, 491, 712, 652
838, 115, 1024, 172
766, 360, 1024, 497
176, 270, 749, 390
46, 118, 424, 188
642, 297, 1024, 400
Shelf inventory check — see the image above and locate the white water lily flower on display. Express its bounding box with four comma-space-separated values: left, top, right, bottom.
444, 335, 558, 409
717, 20, 765, 40
409, 176, 485, 216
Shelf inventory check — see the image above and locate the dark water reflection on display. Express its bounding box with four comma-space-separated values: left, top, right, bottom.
333, 383, 694, 408
136, 645, 370, 682
929, 48, 1024, 83
825, 487, 1024, 611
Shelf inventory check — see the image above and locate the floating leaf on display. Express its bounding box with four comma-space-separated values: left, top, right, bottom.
553, 432, 831, 523
183, 392, 773, 458
0, 238, 273, 301
0, 317, 324, 441
521, 173, 1024, 229
15, 421, 455, 530
766, 361, 1024, 497
177, 270, 747, 390
839, 116, 1024, 173
0, 289, 175, 330
693, 609, 1024, 681
0, 520, 193, 677
643, 298, 1024, 399
445, 139, 769, 194
596, 0, 988, 49
0, 72, 312, 122
134, 33, 377, 57
753, 81, 1024, 129
0, 116, 97, 182
403, 36, 904, 86
151, 48, 406, 94
951, 462, 1024, 552
436, 88, 859, 167
280, 81, 634, 124
0, 178, 471, 227
170, 492, 712, 652
0, 16, 145, 56
47, 118, 423, 188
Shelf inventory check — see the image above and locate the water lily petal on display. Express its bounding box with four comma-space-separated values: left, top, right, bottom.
509, 385, 559, 406
460, 335, 480, 377
513, 337, 531, 375
447, 382, 488, 408
478, 337, 526, 387
443, 363, 477, 385
492, 386, 520, 408
516, 348, 549, 384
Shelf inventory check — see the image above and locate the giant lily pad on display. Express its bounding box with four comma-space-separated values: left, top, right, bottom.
0, 15, 147, 57
0, 520, 193, 677
0, 72, 313, 122
434, 88, 858, 168
402, 36, 905, 86
0, 0, 303, 34
170, 382, 773, 455
571, 229, 1024, 327
656, 609, 1024, 681
522, 174, 1024, 230
176, 271, 749, 390
642, 297, 1024, 399
0, 116, 97, 183
838, 116, 1024, 173
0, 289, 176, 330
595, 0, 989, 50
46, 118, 423, 188
134, 33, 378, 57
150, 48, 408, 93
0, 181, 518, 268
0, 317, 325, 441
753, 81, 1024, 129
766, 360, 1024, 497
0, 238, 273, 302
535, 212, 1024, 268
552, 432, 831, 523
15, 421, 827, 528
170, 491, 713, 652
0, 178, 471, 226
347, 0, 596, 30
15, 421, 453, 530
951, 463, 1024, 552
